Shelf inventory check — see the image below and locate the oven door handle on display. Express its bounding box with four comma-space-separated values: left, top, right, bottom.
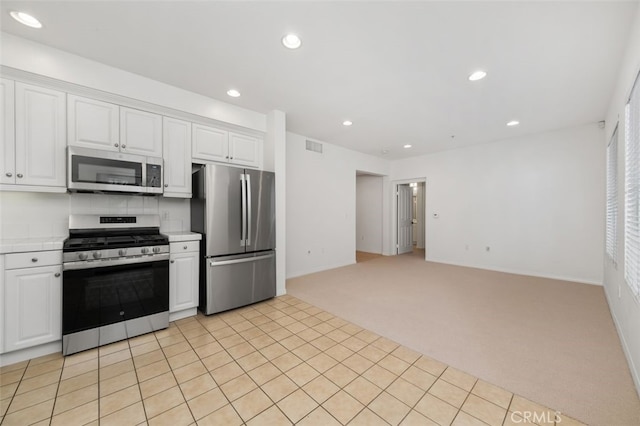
63, 254, 170, 271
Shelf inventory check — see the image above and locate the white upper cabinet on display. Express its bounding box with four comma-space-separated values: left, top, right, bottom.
120, 107, 162, 157
192, 124, 228, 163
163, 117, 192, 197
10, 82, 66, 189
67, 95, 119, 151
192, 124, 262, 168
0, 78, 15, 185
229, 132, 261, 167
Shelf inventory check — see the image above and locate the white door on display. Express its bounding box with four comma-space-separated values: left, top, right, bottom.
397, 184, 413, 254
192, 124, 228, 162
120, 107, 162, 157
229, 132, 260, 167
67, 95, 120, 151
163, 117, 192, 197
169, 251, 199, 313
0, 78, 15, 184
4, 265, 62, 352
15, 83, 66, 187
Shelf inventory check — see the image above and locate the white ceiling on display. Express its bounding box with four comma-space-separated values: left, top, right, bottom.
0, 1, 637, 159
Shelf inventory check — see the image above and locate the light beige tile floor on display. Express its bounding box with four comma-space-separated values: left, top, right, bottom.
0, 295, 586, 426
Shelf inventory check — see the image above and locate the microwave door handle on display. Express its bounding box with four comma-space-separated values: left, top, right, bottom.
246, 173, 251, 247
241, 174, 247, 247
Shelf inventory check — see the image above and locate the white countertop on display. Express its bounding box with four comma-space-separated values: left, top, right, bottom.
163, 232, 202, 242
0, 237, 67, 254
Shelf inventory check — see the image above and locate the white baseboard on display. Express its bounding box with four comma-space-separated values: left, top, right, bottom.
287, 260, 355, 280
426, 257, 603, 286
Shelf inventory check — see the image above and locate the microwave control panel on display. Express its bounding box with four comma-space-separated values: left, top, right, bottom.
146, 164, 162, 188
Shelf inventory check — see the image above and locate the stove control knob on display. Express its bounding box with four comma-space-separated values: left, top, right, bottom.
78, 253, 88, 261
141, 247, 149, 254
92, 251, 102, 259
118, 249, 127, 256
153, 247, 161, 253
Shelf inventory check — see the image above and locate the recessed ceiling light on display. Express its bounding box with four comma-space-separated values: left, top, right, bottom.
342, 120, 353, 126
506, 120, 520, 126
282, 34, 302, 49
10, 11, 42, 28
403, 144, 412, 149
468, 70, 487, 81
227, 89, 241, 98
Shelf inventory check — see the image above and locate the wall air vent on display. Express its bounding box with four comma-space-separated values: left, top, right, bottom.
305, 140, 323, 154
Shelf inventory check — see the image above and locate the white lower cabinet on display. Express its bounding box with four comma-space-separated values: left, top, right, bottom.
3, 251, 62, 353
169, 241, 199, 321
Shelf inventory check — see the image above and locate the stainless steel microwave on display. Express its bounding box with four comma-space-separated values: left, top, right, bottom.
67, 147, 163, 194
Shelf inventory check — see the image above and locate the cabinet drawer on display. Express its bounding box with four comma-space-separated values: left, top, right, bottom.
170, 241, 200, 253
5, 250, 62, 269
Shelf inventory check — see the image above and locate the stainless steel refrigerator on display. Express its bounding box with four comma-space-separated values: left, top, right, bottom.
191, 164, 276, 315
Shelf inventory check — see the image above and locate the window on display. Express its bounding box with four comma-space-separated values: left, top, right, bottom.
607, 126, 618, 264
625, 74, 640, 298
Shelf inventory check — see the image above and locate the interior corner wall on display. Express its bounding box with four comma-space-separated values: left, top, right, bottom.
356, 175, 383, 254
603, 3, 640, 397
286, 132, 390, 279
390, 123, 605, 285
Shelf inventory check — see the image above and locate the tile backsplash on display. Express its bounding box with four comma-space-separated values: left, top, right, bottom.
0, 191, 190, 240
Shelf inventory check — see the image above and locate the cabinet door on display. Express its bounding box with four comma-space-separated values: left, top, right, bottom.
67, 95, 119, 151
163, 117, 192, 197
0, 78, 15, 185
15, 83, 66, 187
169, 251, 199, 313
192, 124, 228, 162
4, 265, 62, 352
229, 133, 261, 168
120, 107, 162, 157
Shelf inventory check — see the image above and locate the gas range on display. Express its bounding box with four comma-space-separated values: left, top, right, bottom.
63, 215, 169, 268
62, 214, 170, 355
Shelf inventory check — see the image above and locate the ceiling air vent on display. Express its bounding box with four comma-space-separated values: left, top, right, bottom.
305, 140, 323, 154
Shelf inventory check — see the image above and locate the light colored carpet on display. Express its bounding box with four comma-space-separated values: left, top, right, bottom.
286, 252, 640, 426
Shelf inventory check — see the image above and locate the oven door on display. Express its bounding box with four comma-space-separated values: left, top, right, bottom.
62, 257, 169, 354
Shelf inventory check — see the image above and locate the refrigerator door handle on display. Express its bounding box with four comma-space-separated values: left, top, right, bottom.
210, 252, 275, 266
240, 173, 247, 247
246, 173, 252, 247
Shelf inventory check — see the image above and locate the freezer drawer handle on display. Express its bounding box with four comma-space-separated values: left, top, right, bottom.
210, 253, 274, 267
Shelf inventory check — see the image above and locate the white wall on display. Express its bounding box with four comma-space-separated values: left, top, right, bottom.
603, 4, 640, 396
391, 123, 605, 285
286, 133, 390, 278
0, 191, 190, 241
356, 175, 383, 254
267, 110, 287, 296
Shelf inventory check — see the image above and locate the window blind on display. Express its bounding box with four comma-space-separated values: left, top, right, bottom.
607, 126, 618, 264
625, 73, 640, 299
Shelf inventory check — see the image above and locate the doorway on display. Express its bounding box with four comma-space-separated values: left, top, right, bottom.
355, 172, 384, 263
394, 179, 426, 256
